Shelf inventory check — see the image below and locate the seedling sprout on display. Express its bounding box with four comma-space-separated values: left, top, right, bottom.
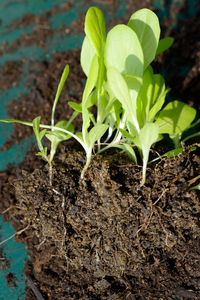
0, 6, 198, 186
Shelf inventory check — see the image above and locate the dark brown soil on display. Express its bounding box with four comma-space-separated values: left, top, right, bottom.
1, 0, 200, 299
0, 61, 22, 92
3, 145, 200, 299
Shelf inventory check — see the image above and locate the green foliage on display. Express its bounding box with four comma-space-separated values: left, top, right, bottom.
128, 8, 160, 70
0, 6, 198, 185
156, 37, 174, 55
155, 100, 196, 147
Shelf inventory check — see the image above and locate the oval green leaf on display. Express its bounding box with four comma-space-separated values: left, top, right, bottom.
105, 24, 144, 77
128, 8, 160, 70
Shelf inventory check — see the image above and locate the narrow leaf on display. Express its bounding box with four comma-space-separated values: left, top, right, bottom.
0, 119, 33, 126
82, 55, 99, 143
51, 64, 69, 127
84, 6, 106, 56
33, 116, 44, 153
80, 36, 96, 76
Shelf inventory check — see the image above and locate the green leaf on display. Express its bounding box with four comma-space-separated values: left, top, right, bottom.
84, 6, 106, 56
149, 89, 168, 122
39, 129, 47, 140
88, 124, 108, 149
46, 121, 74, 162
149, 146, 183, 163
163, 147, 183, 157
33, 116, 44, 153
68, 102, 82, 112
119, 128, 135, 141
155, 100, 197, 135
105, 24, 144, 77
0, 119, 33, 126
136, 66, 154, 126
80, 36, 96, 76
107, 67, 141, 132
82, 55, 99, 143
128, 8, 160, 69
156, 37, 174, 55
69, 90, 97, 113
46, 121, 74, 144
51, 64, 69, 126
36, 147, 48, 159
138, 122, 159, 185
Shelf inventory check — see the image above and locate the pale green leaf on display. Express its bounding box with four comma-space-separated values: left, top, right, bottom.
155, 100, 196, 135
136, 66, 154, 126
88, 124, 108, 148
36, 147, 48, 159
107, 67, 141, 132
52, 64, 69, 126
105, 24, 144, 77
68, 102, 82, 112
33, 116, 43, 152
0, 119, 32, 126
46, 121, 74, 144
84, 6, 106, 56
149, 89, 168, 122
128, 8, 160, 69
39, 129, 47, 140
82, 54, 99, 143
80, 36, 96, 76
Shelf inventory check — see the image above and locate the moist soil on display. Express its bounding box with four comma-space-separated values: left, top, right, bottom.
1, 0, 200, 299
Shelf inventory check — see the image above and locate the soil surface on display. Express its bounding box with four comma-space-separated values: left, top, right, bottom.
5, 146, 200, 299
1, 0, 200, 299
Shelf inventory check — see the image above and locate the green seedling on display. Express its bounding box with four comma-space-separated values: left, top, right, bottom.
0, 6, 198, 186
104, 8, 197, 184
0, 65, 75, 185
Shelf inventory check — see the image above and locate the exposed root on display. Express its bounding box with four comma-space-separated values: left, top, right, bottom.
0, 224, 30, 246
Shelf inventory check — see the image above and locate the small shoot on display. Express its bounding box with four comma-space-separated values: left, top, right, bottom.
51, 64, 69, 128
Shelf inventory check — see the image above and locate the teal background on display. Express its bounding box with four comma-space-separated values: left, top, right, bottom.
0, 0, 199, 298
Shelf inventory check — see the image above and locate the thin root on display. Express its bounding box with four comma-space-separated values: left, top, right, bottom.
0, 224, 30, 246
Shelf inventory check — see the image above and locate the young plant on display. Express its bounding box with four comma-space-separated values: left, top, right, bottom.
0, 6, 198, 186
104, 8, 197, 184
0, 65, 75, 185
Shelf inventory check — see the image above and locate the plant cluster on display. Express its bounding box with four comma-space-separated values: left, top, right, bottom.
1, 7, 198, 185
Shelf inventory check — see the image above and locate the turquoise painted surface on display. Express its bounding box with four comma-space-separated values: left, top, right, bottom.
0, 0, 199, 298
0, 217, 27, 300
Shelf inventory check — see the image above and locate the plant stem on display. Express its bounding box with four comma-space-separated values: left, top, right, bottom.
80, 154, 91, 179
